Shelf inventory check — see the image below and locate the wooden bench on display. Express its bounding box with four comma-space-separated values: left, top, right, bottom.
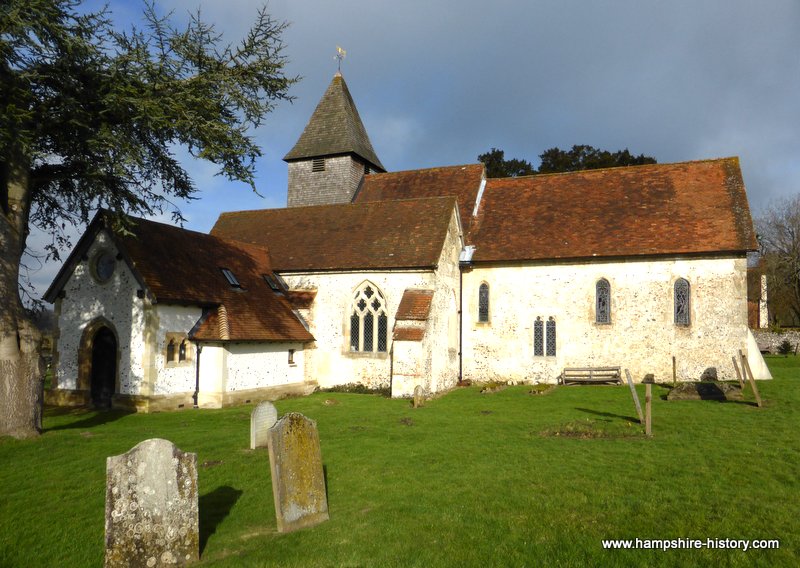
560, 366, 622, 385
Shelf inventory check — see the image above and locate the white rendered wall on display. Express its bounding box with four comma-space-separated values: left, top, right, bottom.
462, 255, 763, 384
281, 209, 462, 394
225, 342, 305, 391
282, 270, 433, 389
152, 304, 203, 394
54, 230, 146, 395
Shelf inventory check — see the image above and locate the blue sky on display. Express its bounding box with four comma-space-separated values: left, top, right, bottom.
25, 0, 800, 297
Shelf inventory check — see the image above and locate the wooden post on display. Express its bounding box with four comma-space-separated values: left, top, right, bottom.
739, 350, 763, 408
672, 356, 677, 387
643, 375, 654, 437
731, 356, 745, 389
625, 369, 644, 424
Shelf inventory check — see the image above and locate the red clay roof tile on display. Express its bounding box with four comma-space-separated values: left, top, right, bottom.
113, 215, 313, 342
395, 289, 434, 321
393, 327, 426, 341
355, 164, 483, 232
468, 158, 757, 262
211, 197, 457, 272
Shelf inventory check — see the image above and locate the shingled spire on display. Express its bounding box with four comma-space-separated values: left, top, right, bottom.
284, 72, 385, 207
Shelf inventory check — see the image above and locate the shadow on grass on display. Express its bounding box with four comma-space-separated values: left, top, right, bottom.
44, 408, 133, 432
575, 407, 640, 424
200, 486, 243, 555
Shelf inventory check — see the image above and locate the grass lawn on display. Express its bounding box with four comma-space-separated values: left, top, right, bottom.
1, 356, 799, 567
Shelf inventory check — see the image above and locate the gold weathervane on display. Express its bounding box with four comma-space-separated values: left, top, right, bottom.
334, 46, 346, 72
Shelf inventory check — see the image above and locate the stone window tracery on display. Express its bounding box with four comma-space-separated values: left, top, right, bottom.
478, 283, 489, 323
674, 278, 691, 326
164, 333, 192, 366
534, 317, 544, 356
596, 278, 611, 324
534, 316, 557, 356
349, 283, 388, 353
546, 317, 557, 356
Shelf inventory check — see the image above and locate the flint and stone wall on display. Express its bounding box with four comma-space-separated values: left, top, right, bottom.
461, 255, 769, 383
53, 231, 146, 395
281, 210, 461, 396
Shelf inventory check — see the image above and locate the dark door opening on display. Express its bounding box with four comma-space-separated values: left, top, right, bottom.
90, 327, 117, 408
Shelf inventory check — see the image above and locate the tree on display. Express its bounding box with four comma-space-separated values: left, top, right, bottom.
756, 195, 800, 326
477, 148, 535, 178
478, 145, 657, 178
1, 0, 297, 438
538, 145, 656, 173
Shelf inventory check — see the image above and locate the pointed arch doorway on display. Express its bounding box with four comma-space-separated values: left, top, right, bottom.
78, 319, 119, 409
90, 327, 117, 408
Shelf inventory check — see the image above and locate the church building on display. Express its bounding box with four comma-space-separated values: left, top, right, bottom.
44, 72, 770, 411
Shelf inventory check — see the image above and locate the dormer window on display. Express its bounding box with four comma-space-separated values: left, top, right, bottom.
312, 158, 326, 172
221, 268, 240, 288
263, 273, 285, 292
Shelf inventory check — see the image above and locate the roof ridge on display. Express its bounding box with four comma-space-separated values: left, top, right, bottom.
368, 163, 483, 177
217, 195, 457, 216
492, 156, 740, 181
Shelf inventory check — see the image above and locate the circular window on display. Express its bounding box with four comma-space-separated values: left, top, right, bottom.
93, 251, 116, 283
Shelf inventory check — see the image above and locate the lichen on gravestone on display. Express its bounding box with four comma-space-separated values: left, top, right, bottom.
413, 385, 424, 408
104, 438, 199, 567
266, 412, 329, 532
250, 401, 279, 449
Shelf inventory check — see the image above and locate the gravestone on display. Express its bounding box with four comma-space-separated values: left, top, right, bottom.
667, 382, 743, 401
105, 438, 198, 567
413, 385, 424, 408
266, 413, 329, 533
250, 401, 279, 449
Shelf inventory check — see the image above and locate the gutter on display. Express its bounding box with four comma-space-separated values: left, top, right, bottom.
458, 246, 476, 382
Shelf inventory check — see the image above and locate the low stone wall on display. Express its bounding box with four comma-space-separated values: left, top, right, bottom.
751, 329, 800, 353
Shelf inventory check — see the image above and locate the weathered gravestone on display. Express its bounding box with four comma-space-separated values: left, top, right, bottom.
266, 413, 329, 532
413, 385, 424, 408
250, 401, 279, 449
105, 438, 199, 567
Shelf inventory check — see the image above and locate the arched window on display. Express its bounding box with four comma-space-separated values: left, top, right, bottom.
178, 339, 187, 362
534, 317, 544, 356
596, 279, 611, 324
546, 317, 557, 356
674, 278, 690, 326
478, 283, 489, 322
166, 339, 176, 362
350, 283, 388, 352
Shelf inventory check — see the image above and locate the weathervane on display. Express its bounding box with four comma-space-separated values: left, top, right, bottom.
334, 45, 346, 72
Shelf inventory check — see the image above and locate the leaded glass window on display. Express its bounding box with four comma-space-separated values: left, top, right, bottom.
350, 313, 360, 350
167, 339, 175, 362
674, 278, 690, 326
378, 314, 388, 352
178, 340, 187, 362
478, 283, 489, 322
534, 317, 544, 356
350, 282, 388, 352
546, 317, 556, 356
596, 279, 611, 324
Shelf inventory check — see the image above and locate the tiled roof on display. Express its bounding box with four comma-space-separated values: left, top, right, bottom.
354, 164, 483, 232
393, 327, 426, 341
468, 158, 758, 262
211, 197, 457, 272
286, 290, 317, 309
395, 289, 434, 321
46, 213, 313, 343
118, 217, 313, 342
283, 73, 384, 171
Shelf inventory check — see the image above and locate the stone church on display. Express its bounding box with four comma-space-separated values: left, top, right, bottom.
44, 72, 771, 411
